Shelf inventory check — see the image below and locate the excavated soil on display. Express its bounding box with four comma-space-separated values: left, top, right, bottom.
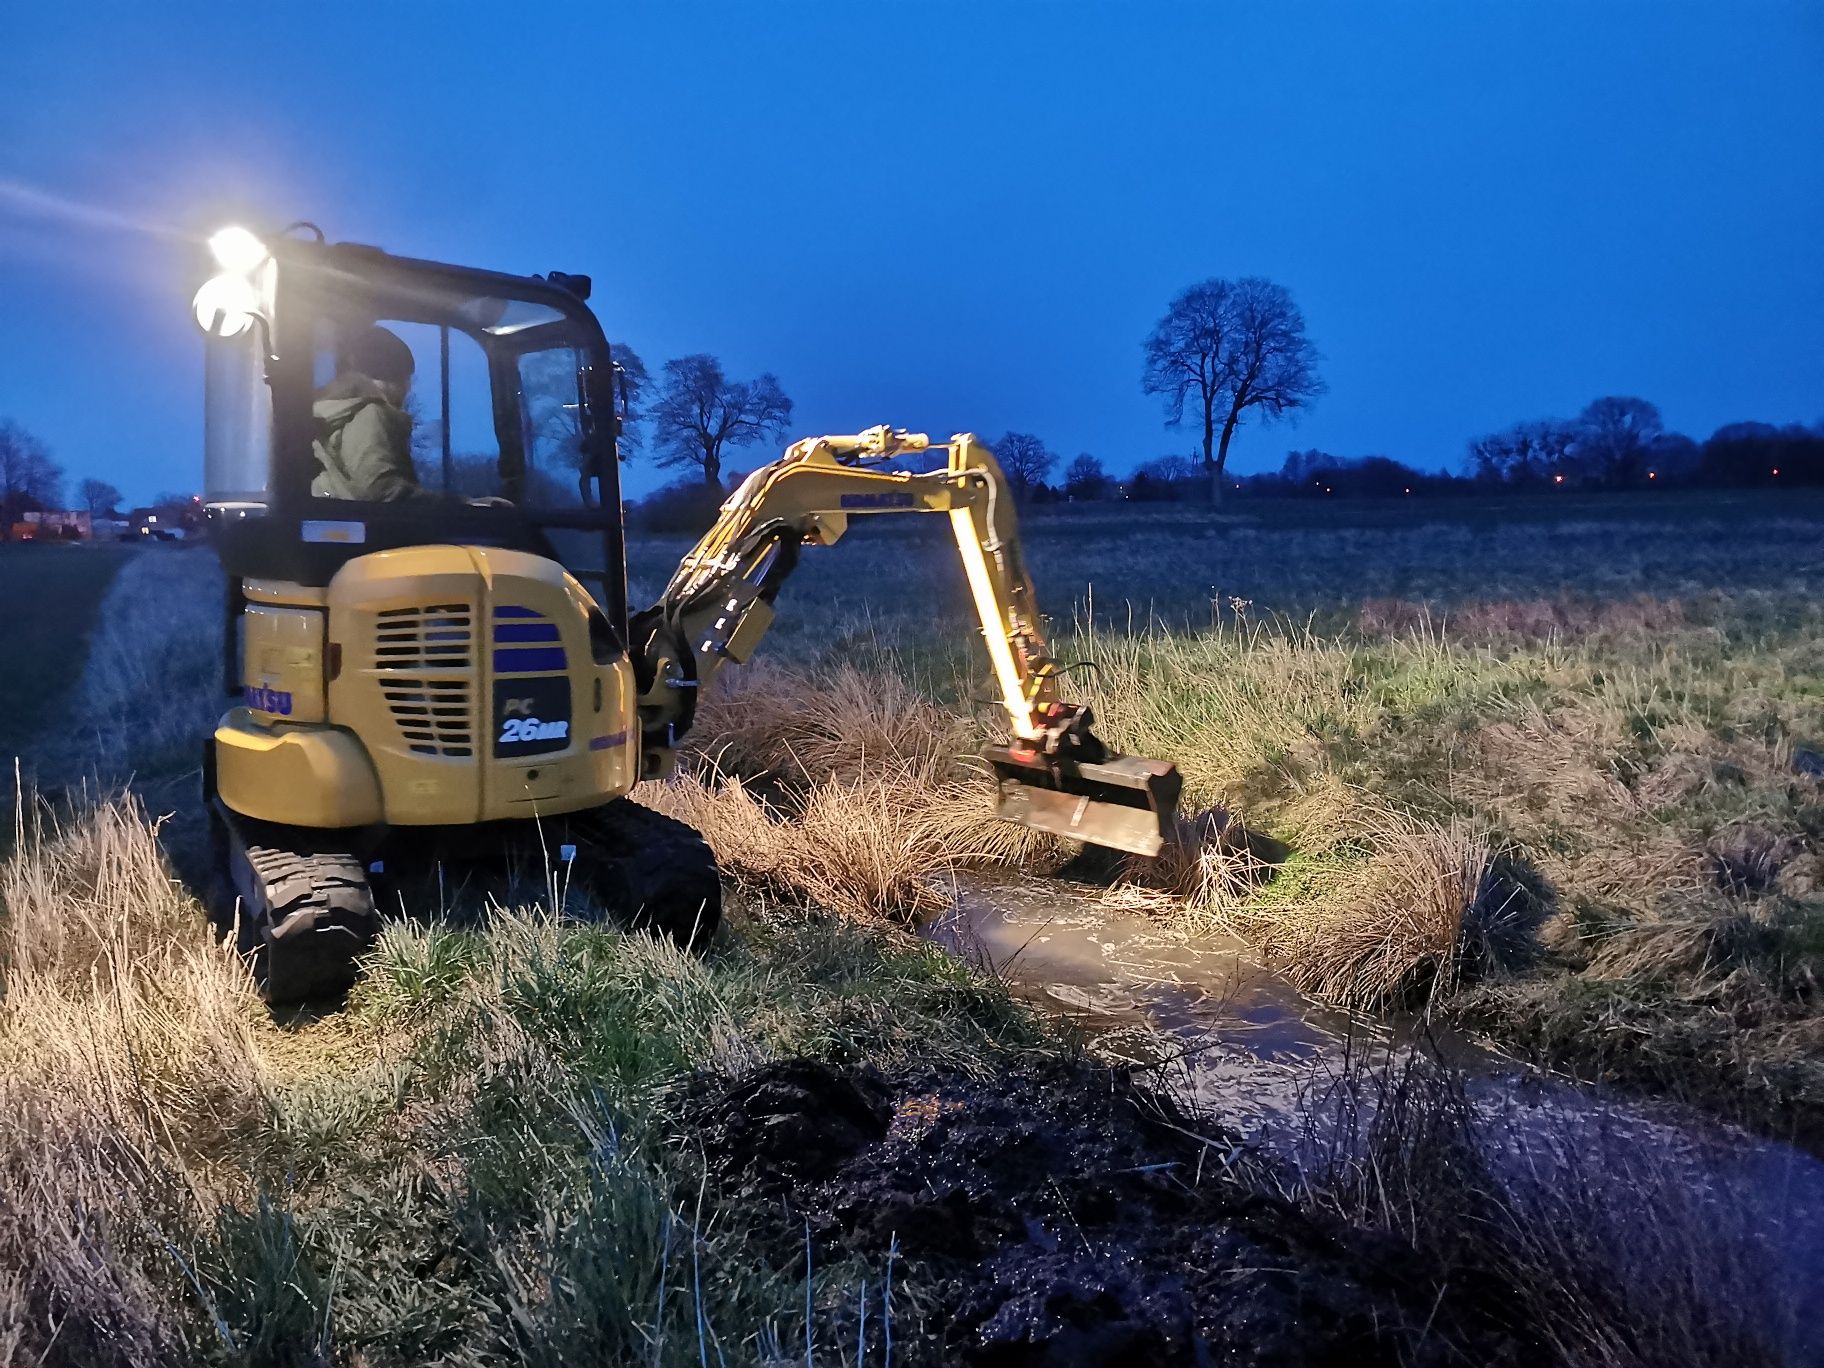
677, 1058, 1535, 1366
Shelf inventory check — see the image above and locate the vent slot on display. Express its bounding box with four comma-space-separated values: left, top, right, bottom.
373, 604, 474, 672
373, 603, 474, 756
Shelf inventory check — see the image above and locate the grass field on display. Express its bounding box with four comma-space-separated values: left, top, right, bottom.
0, 542, 135, 760
2, 496, 1821, 1364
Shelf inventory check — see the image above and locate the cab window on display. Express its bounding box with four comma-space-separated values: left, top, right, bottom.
519, 346, 593, 508
308, 318, 501, 502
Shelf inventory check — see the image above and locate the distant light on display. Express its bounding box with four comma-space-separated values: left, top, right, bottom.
193, 273, 260, 337
1648, 471, 1657, 480
1404, 487, 1411, 494
1773, 468, 1781, 476
208, 225, 268, 275
1553, 473, 1565, 484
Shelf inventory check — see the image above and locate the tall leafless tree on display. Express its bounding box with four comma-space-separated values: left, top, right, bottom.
78, 477, 123, 516
1575, 396, 1663, 486
1064, 452, 1110, 500
992, 431, 1056, 495
0, 419, 64, 525
1142, 277, 1324, 504
651, 354, 793, 487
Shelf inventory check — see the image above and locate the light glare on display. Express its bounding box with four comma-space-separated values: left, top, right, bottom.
193, 273, 260, 337
208, 225, 268, 274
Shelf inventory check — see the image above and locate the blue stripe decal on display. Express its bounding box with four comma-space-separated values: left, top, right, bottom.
494, 622, 562, 643
494, 647, 567, 673
494, 605, 543, 619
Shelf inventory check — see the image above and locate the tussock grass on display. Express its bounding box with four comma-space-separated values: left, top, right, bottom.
1124, 792, 1519, 1009
0, 788, 266, 1365
644, 660, 1058, 921
1244, 815, 1511, 1009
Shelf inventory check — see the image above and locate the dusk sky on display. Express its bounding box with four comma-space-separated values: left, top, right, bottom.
3, 3, 1820, 503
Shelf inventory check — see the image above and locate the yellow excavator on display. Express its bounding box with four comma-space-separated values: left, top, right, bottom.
191, 224, 1181, 1001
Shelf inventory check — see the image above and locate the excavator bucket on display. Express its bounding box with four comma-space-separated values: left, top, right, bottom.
983, 744, 1182, 858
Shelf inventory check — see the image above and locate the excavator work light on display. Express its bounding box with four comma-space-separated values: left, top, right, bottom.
208, 224, 269, 274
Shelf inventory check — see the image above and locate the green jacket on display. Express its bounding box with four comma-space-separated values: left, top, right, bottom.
311, 378, 424, 502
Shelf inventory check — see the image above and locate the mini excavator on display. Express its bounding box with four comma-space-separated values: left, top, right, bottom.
191, 225, 1181, 1001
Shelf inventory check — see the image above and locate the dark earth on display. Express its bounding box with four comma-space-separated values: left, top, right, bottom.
676, 1057, 1543, 1366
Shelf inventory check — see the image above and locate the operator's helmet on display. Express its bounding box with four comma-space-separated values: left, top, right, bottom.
340, 326, 415, 388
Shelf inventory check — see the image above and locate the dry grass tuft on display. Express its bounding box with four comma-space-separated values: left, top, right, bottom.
640, 761, 1062, 922
1270, 817, 1514, 1009
648, 660, 1061, 920
1129, 789, 1516, 1009
638, 769, 950, 919
687, 661, 970, 789
0, 789, 272, 1362
1295, 1051, 1796, 1368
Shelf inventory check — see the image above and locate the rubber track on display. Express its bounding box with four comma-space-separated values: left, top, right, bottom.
237, 843, 378, 1003
572, 798, 723, 948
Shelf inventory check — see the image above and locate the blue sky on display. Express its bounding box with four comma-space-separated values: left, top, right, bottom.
2, 2, 1820, 502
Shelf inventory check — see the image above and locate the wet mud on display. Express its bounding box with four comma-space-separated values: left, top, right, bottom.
682, 1058, 1532, 1366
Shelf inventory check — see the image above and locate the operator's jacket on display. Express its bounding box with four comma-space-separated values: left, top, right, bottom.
311, 377, 425, 502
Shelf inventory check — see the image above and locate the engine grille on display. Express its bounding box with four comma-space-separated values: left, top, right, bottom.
373, 604, 474, 757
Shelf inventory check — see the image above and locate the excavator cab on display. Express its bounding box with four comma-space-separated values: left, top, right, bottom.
193, 226, 1179, 1006
201, 228, 627, 620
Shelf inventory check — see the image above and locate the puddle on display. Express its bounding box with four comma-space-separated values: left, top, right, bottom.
924, 870, 1824, 1358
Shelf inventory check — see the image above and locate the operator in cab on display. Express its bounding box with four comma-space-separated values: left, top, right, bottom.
311, 326, 429, 502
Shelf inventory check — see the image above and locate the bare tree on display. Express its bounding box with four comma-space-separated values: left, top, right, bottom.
1574, 396, 1663, 487
78, 477, 123, 516
1064, 452, 1110, 500
1142, 277, 1324, 505
0, 419, 64, 525
992, 432, 1056, 495
651, 354, 793, 487
1140, 454, 1198, 484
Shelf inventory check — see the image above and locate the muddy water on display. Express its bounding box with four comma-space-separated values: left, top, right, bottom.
925, 872, 1824, 1359
924, 871, 1494, 1144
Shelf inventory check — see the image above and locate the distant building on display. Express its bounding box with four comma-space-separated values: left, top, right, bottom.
10, 510, 92, 541
127, 507, 189, 541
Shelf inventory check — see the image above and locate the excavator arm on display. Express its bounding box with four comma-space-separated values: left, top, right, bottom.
629, 426, 1181, 856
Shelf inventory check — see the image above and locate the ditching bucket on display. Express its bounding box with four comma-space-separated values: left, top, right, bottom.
984, 744, 1182, 858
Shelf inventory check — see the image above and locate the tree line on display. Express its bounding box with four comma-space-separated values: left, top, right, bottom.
8, 275, 1818, 532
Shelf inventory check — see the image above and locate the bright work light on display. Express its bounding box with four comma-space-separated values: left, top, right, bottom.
193, 272, 261, 337
208, 225, 269, 275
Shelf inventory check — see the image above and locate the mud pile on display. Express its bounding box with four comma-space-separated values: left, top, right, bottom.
679, 1058, 1529, 1366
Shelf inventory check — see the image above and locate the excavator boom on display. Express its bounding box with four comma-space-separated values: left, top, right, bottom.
631, 426, 1181, 856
